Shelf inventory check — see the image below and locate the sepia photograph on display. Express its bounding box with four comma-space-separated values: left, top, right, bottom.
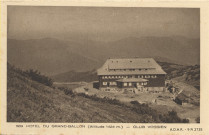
7, 6, 200, 123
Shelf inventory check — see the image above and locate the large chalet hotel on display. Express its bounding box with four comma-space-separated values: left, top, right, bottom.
96, 58, 166, 93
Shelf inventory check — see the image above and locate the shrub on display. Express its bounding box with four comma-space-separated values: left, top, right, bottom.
130, 100, 140, 105
196, 117, 200, 123
7, 63, 53, 87
25, 69, 53, 87
59, 87, 75, 96
159, 110, 183, 123
182, 119, 190, 123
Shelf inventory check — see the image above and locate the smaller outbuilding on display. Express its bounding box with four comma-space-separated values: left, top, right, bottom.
174, 93, 189, 105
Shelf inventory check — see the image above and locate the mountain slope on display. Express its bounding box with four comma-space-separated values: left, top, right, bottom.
9, 64, 177, 123
106, 36, 199, 65
7, 36, 200, 75
51, 70, 97, 82
7, 38, 102, 75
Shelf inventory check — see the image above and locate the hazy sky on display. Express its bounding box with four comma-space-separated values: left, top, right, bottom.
8, 6, 200, 41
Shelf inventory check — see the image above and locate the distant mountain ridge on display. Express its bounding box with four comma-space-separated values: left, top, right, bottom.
52, 70, 97, 83
8, 36, 199, 75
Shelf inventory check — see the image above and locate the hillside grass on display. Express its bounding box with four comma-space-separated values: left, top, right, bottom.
7, 64, 188, 123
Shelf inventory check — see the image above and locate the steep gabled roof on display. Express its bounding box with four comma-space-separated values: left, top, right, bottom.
97, 58, 166, 75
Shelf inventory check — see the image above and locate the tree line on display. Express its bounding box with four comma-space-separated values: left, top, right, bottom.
8, 63, 53, 87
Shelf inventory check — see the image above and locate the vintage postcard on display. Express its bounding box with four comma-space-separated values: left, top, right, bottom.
1, 0, 209, 135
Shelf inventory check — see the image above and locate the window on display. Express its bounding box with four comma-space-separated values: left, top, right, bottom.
141, 75, 144, 78
151, 75, 157, 78
103, 82, 107, 85
112, 76, 114, 79
124, 83, 127, 86
141, 82, 144, 85
110, 82, 117, 85
145, 75, 150, 78
102, 76, 104, 79
105, 76, 107, 79
144, 82, 147, 85
129, 83, 132, 86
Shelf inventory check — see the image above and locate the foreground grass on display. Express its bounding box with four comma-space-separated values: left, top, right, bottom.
7, 64, 187, 123
7, 66, 146, 122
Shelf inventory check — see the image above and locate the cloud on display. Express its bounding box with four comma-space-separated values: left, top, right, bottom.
8, 6, 200, 41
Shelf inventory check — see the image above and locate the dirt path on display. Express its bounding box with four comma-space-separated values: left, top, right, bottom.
73, 81, 200, 123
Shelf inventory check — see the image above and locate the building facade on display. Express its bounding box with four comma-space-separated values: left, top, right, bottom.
97, 58, 166, 92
